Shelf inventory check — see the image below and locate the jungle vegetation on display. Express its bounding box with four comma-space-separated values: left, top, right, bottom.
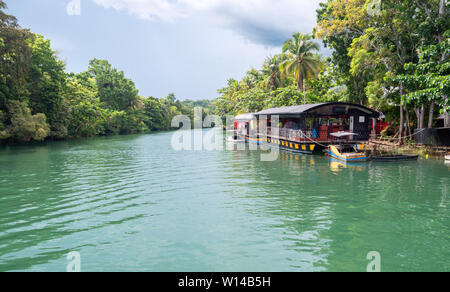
1, 0, 448, 143
0, 0, 213, 143
213, 0, 449, 141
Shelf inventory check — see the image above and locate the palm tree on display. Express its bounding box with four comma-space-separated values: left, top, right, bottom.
261, 55, 285, 91
280, 33, 322, 95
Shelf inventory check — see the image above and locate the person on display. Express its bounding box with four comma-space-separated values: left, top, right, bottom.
312, 128, 318, 139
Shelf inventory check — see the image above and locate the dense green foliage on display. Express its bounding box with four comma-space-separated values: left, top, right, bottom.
215, 0, 449, 141
0, 1, 199, 143
1, 0, 448, 143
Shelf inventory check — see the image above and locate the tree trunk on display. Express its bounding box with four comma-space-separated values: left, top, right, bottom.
419, 104, 425, 129
405, 105, 412, 137
399, 104, 404, 144
444, 95, 449, 128
428, 101, 435, 128
353, 78, 359, 103
438, 0, 446, 57
444, 111, 450, 128
298, 71, 304, 92
414, 107, 420, 129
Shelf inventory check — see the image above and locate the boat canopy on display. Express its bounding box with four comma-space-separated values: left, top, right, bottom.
330, 131, 358, 138
255, 102, 381, 118
234, 113, 255, 121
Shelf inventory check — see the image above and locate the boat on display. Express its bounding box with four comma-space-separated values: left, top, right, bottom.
264, 137, 316, 154
445, 155, 450, 161
226, 136, 245, 143
371, 154, 419, 162
329, 145, 368, 162
327, 132, 368, 162
245, 136, 266, 144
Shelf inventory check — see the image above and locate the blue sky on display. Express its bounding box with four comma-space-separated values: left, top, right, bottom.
6, 0, 324, 100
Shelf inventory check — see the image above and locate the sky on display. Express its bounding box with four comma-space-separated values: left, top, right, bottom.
6, 0, 325, 100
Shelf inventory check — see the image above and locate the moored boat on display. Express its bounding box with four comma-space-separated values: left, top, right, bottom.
329, 145, 368, 162
264, 137, 316, 154
245, 136, 265, 144
371, 154, 419, 162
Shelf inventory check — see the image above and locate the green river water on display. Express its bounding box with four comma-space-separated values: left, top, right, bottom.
0, 131, 449, 272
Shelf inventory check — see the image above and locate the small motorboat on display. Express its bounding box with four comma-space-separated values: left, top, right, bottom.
328, 132, 368, 162
226, 136, 237, 142
329, 145, 368, 162
226, 136, 245, 143
445, 155, 450, 161
371, 154, 419, 162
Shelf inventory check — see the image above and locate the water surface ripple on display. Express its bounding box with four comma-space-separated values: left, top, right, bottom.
0, 132, 449, 271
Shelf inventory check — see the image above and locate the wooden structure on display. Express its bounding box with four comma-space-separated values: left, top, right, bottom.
251, 102, 381, 154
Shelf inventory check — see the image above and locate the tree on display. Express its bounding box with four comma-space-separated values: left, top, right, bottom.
280, 33, 322, 97
261, 55, 285, 91
242, 68, 264, 90
390, 30, 450, 128
88, 59, 139, 111
317, 0, 447, 142
64, 77, 106, 137
384, 0, 449, 132
27, 34, 68, 138
143, 97, 165, 131
4, 100, 50, 142
0, 0, 32, 106
316, 0, 370, 104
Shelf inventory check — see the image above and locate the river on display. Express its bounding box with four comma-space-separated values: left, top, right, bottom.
0, 130, 449, 271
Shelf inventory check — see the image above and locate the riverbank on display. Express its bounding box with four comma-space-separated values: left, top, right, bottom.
0, 128, 181, 147
367, 139, 450, 158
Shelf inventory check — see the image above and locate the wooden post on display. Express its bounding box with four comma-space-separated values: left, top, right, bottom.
371, 118, 377, 140
445, 111, 450, 128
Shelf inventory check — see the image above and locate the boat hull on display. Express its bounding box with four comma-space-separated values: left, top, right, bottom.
371, 155, 418, 162
244, 136, 265, 144
264, 137, 315, 154
329, 145, 368, 162
244, 136, 316, 154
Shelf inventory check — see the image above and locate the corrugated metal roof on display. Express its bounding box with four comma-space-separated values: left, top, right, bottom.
255, 102, 380, 117
255, 103, 327, 116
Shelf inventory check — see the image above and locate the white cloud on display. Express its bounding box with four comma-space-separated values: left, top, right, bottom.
92, 0, 185, 21
92, 0, 324, 46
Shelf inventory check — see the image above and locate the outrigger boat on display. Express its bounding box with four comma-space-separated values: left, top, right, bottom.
371, 154, 418, 162
328, 132, 368, 162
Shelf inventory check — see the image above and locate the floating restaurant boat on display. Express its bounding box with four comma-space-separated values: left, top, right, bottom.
232, 102, 382, 154
255, 102, 381, 154
229, 113, 255, 142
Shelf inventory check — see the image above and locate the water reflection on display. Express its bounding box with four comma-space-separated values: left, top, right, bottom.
0, 133, 449, 271
329, 158, 365, 173
0, 135, 154, 271
231, 147, 449, 271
